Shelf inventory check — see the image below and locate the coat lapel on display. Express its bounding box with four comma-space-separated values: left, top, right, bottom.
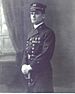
27, 28, 39, 40
27, 23, 45, 40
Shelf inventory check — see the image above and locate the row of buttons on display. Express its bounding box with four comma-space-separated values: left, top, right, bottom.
26, 43, 35, 46
25, 36, 41, 64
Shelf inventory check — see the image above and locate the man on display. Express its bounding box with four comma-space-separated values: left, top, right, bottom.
21, 2, 55, 93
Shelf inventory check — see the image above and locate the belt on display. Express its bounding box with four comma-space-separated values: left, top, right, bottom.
28, 54, 31, 59
28, 54, 35, 60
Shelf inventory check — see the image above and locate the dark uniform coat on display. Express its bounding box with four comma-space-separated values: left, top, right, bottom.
22, 23, 55, 93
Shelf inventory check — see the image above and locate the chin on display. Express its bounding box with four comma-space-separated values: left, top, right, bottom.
31, 21, 37, 24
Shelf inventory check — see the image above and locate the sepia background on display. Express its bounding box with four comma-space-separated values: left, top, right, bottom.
0, 0, 75, 93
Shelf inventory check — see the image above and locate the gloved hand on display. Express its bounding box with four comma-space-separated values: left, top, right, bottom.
21, 64, 32, 74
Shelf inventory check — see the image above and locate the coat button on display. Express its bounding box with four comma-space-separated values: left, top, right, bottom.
32, 44, 35, 46
35, 37, 38, 41
26, 43, 28, 46
38, 41, 40, 43
31, 54, 34, 56
38, 37, 40, 40
37, 61, 39, 63
32, 51, 34, 53
27, 41, 28, 43
32, 47, 34, 50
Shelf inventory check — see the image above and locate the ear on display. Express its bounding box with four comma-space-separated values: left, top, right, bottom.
42, 14, 45, 19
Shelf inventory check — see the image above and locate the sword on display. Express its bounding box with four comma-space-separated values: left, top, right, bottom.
24, 72, 31, 86
24, 72, 32, 92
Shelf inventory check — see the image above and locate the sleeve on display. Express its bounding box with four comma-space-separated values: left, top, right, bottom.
21, 50, 28, 65
30, 31, 55, 69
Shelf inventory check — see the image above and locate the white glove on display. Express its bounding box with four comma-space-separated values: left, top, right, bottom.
21, 64, 32, 74
21, 64, 28, 74
27, 65, 32, 70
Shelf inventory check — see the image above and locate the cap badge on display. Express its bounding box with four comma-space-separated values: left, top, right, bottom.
33, 4, 36, 7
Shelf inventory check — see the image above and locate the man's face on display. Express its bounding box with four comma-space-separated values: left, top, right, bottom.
30, 10, 44, 24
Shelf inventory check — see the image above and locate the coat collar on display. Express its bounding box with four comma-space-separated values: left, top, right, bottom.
27, 23, 46, 40
27, 28, 38, 40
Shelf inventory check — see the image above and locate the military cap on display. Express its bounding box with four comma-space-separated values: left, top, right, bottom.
30, 2, 47, 13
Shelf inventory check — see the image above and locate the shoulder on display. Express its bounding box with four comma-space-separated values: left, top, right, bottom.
44, 25, 55, 39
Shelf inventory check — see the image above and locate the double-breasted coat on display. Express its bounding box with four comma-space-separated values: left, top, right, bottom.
22, 23, 55, 93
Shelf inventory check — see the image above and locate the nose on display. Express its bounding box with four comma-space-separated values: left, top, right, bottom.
32, 12, 36, 18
